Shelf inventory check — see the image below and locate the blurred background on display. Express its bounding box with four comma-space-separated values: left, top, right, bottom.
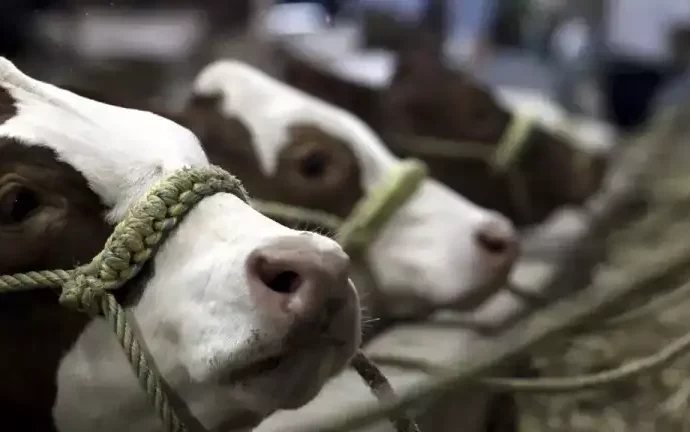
3, 0, 687, 127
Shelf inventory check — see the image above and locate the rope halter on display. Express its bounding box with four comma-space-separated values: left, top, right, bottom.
383, 113, 536, 221
0, 165, 420, 432
253, 159, 428, 256
384, 112, 597, 223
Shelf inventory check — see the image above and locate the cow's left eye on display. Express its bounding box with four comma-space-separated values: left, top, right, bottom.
0, 184, 40, 225
298, 149, 330, 180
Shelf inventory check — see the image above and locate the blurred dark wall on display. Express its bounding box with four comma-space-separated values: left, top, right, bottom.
0, 0, 64, 59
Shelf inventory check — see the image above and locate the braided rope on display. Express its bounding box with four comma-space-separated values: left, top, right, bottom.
0, 164, 423, 432
0, 165, 249, 432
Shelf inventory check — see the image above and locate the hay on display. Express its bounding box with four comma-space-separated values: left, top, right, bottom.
518, 104, 690, 432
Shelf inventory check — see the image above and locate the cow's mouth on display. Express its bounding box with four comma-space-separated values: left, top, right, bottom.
219, 355, 285, 384
217, 333, 348, 385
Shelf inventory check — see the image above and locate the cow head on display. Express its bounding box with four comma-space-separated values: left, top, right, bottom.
0, 58, 360, 431
181, 60, 520, 319
379, 37, 610, 226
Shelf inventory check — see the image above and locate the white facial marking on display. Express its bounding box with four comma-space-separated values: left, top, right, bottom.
0, 57, 207, 223
193, 60, 518, 317
0, 57, 358, 431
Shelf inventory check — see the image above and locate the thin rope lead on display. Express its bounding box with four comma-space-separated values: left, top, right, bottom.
351, 352, 422, 432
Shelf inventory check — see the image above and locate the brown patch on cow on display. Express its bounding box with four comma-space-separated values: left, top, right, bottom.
174, 94, 276, 198
0, 137, 113, 428
179, 94, 364, 219
0, 86, 17, 125
272, 124, 363, 218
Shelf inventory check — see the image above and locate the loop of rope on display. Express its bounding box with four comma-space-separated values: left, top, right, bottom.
386, 112, 600, 224
0, 164, 421, 432
59, 272, 107, 315
0, 165, 249, 432
385, 113, 537, 223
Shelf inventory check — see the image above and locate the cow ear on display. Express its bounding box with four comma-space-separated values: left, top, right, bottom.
177, 94, 222, 142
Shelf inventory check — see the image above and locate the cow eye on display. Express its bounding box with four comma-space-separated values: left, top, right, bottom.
298, 149, 330, 179
0, 184, 40, 225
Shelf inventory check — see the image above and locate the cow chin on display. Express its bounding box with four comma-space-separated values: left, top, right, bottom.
222, 345, 347, 413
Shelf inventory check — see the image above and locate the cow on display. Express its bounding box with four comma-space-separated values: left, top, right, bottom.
0, 57, 361, 432
277, 28, 613, 227
175, 59, 520, 322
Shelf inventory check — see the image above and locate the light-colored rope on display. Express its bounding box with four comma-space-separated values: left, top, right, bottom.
254, 159, 428, 255
491, 112, 535, 173
0, 165, 250, 431
0, 164, 423, 432
385, 114, 537, 222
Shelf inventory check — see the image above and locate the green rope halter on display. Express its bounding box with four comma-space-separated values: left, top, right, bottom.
383, 113, 536, 172
253, 159, 428, 256
491, 112, 535, 173
379, 114, 537, 222
0, 166, 247, 431
0, 165, 421, 432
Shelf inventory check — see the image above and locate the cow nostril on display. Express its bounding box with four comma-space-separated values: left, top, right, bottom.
476, 231, 509, 255
268, 271, 302, 294
254, 257, 303, 294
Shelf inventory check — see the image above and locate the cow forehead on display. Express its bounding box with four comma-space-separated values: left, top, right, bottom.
193, 60, 395, 187
0, 57, 208, 221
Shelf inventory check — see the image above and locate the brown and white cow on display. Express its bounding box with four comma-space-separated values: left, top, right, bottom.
174, 60, 520, 322
278, 30, 613, 227
0, 57, 361, 432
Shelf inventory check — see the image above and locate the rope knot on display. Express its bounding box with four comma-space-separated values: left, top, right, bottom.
59, 273, 106, 315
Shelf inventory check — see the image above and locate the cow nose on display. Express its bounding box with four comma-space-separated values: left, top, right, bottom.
246, 234, 352, 322
474, 215, 520, 277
